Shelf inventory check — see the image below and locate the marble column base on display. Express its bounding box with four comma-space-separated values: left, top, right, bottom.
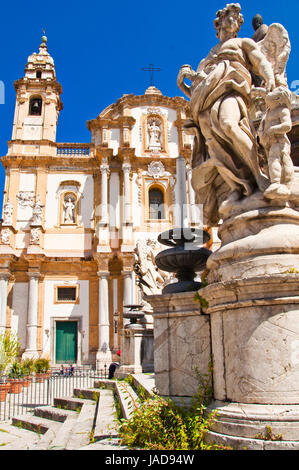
205, 401, 299, 450
96, 350, 112, 372
22, 350, 39, 360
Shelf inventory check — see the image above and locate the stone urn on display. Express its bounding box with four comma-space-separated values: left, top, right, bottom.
155, 228, 212, 294
123, 305, 146, 325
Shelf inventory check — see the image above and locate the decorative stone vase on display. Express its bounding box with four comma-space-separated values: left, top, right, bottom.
155, 228, 212, 294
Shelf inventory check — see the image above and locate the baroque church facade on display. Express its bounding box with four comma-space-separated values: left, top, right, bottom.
0, 37, 211, 368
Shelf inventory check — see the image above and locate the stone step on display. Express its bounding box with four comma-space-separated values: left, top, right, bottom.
131, 373, 156, 398
94, 379, 140, 419
65, 400, 97, 450
205, 429, 299, 451
80, 438, 128, 450
0, 421, 42, 450
53, 396, 86, 412
94, 389, 119, 439
73, 387, 100, 401
34, 405, 76, 423
46, 412, 79, 450
12, 414, 60, 435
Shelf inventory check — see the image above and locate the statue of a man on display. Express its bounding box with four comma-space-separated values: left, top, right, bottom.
32, 195, 44, 226
63, 197, 75, 223
148, 120, 161, 148
3, 200, 13, 225
177, 3, 275, 225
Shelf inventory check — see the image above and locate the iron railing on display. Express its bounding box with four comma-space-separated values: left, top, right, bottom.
0, 368, 107, 422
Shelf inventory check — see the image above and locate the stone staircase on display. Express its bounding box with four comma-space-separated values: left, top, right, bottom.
0, 374, 155, 450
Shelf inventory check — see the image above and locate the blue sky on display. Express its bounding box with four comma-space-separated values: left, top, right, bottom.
0, 0, 298, 211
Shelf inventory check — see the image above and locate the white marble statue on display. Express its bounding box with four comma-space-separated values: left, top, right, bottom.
3, 200, 13, 225
134, 239, 168, 296
177, 3, 293, 225
30, 227, 41, 245
63, 197, 76, 224
148, 120, 161, 149
258, 86, 293, 199
32, 195, 44, 226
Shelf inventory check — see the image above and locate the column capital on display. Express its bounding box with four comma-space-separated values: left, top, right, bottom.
27, 272, 41, 280
122, 162, 131, 172
97, 271, 109, 278
0, 272, 11, 281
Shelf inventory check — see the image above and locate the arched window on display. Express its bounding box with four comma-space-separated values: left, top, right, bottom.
36, 70, 42, 79
29, 97, 42, 116
149, 187, 165, 220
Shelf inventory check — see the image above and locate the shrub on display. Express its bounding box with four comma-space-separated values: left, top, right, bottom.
118, 365, 227, 451
21, 358, 35, 375
33, 358, 48, 374
0, 332, 21, 379
118, 395, 222, 450
8, 361, 23, 378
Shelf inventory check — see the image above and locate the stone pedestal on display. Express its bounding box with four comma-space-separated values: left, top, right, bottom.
117, 323, 154, 377
200, 193, 299, 448
147, 291, 211, 398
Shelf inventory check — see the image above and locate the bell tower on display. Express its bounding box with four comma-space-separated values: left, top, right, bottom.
11, 36, 63, 144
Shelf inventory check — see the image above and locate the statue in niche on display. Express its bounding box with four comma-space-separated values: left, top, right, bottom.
3, 200, 13, 225
31, 195, 44, 226
147, 119, 162, 150
177, 3, 293, 225
63, 195, 76, 224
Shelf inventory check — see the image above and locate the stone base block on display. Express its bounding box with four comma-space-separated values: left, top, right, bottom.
146, 291, 211, 397
205, 401, 299, 450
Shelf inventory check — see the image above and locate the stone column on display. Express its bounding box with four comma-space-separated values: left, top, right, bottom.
186, 164, 197, 225
96, 270, 112, 369
23, 272, 40, 358
0, 273, 10, 335
122, 162, 131, 224
175, 156, 188, 228
123, 270, 132, 305
100, 162, 109, 224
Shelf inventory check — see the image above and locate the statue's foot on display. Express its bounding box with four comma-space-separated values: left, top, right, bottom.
219, 190, 241, 218
263, 183, 290, 200
257, 174, 270, 192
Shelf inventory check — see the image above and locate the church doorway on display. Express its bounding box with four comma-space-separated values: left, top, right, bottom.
55, 321, 78, 363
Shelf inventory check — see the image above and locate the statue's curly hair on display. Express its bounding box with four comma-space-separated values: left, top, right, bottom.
214, 3, 244, 38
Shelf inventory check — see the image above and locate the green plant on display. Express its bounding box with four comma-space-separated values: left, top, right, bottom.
254, 426, 283, 441
21, 358, 34, 375
8, 360, 23, 378
33, 358, 50, 374
118, 362, 227, 451
0, 332, 21, 379
194, 292, 209, 310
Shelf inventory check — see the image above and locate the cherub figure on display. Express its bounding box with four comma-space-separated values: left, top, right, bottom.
258, 86, 293, 199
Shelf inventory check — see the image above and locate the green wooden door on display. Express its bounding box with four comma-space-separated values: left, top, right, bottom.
55, 321, 77, 363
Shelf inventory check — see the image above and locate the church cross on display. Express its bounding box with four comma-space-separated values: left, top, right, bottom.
141, 64, 161, 86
